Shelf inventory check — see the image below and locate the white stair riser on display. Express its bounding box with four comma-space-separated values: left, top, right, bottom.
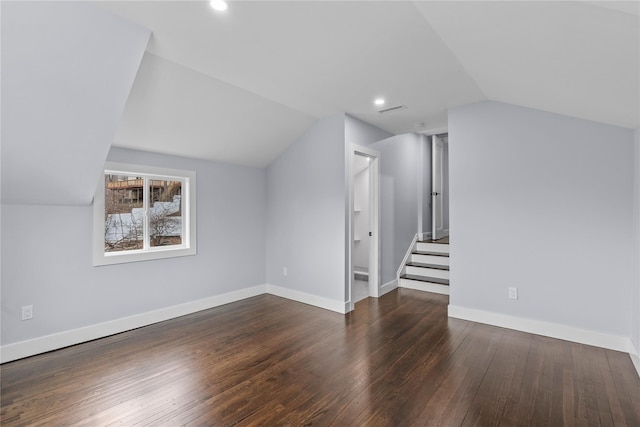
405, 265, 449, 280
400, 279, 449, 295
410, 254, 449, 267
416, 242, 449, 255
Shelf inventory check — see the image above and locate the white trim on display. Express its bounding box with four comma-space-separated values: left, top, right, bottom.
417, 136, 424, 237
93, 162, 197, 266
397, 234, 419, 279
0, 285, 267, 363
267, 284, 346, 314
400, 279, 450, 295
630, 341, 640, 378
448, 305, 630, 353
380, 279, 398, 296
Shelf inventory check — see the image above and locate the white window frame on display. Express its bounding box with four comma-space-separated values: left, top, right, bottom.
93, 162, 197, 266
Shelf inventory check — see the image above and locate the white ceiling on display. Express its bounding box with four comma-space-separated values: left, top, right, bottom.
97, 1, 640, 168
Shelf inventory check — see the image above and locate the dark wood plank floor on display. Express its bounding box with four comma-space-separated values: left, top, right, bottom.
1, 289, 639, 426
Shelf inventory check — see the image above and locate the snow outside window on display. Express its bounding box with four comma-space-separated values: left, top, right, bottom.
93, 162, 196, 266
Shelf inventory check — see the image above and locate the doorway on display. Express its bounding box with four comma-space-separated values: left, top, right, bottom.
348, 145, 380, 312
429, 134, 449, 241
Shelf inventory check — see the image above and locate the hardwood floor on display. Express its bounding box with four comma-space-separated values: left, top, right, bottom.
1, 289, 639, 426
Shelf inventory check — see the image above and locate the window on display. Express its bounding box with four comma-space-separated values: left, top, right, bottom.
93, 162, 196, 266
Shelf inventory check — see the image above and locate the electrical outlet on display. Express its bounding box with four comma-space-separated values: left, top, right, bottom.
22, 305, 33, 320
283, 267, 288, 277
508, 287, 518, 300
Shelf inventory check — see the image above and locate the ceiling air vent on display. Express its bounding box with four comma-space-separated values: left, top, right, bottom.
378, 104, 407, 114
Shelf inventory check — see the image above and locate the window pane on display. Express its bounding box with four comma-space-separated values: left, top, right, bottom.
104, 174, 144, 252
149, 179, 183, 248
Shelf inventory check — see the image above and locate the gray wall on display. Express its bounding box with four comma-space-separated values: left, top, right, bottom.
449, 101, 634, 336
265, 115, 346, 302
368, 133, 421, 285
1, 148, 266, 345
633, 128, 640, 355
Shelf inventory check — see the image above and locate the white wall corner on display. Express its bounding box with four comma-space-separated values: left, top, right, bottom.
380, 279, 398, 297
266, 284, 347, 314
0, 285, 268, 363
448, 305, 631, 354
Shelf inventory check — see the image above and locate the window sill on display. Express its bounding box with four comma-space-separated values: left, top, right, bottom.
93, 245, 196, 266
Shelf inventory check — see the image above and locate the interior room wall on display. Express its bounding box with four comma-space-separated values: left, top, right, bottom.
265, 114, 347, 304
1, 148, 267, 347
632, 128, 640, 369
367, 133, 421, 285
345, 115, 424, 287
449, 101, 634, 340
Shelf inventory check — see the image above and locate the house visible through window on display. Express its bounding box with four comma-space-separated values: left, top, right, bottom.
94, 163, 196, 266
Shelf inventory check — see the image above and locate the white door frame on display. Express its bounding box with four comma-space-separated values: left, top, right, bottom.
347, 144, 380, 312
432, 135, 445, 240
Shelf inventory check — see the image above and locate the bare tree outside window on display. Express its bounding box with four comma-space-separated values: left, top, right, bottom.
104, 175, 182, 252
149, 179, 182, 247
104, 175, 143, 252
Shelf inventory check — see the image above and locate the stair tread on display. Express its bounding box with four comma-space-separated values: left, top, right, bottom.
413, 250, 449, 256
406, 262, 449, 271
400, 274, 449, 285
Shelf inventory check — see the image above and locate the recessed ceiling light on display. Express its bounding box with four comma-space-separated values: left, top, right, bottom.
210, 0, 228, 12
374, 98, 385, 106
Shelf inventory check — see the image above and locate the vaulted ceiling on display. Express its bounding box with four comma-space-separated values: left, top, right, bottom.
98, 1, 639, 167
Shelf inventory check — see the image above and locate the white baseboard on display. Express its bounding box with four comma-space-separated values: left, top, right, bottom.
266, 284, 346, 314
1, 284, 350, 363
400, 279, 449, 295
631, 341, 640, 378
448, 304, 630, 353
1, 285, 268, 364
420, 232, 432, 241
420, 229, 449, 241
380, 279, 398, 296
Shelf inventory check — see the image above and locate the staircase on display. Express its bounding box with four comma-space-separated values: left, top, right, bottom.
399, 239, 450, 295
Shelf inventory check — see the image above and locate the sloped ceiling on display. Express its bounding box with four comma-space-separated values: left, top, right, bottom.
414, 1, 640, 129
2, 1, 638, 183
95, 0, 639, 168
1, 2, 150, 205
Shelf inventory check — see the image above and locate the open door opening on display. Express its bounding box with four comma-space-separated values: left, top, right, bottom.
432, 134, 448, 240
348, 145, 380, 312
